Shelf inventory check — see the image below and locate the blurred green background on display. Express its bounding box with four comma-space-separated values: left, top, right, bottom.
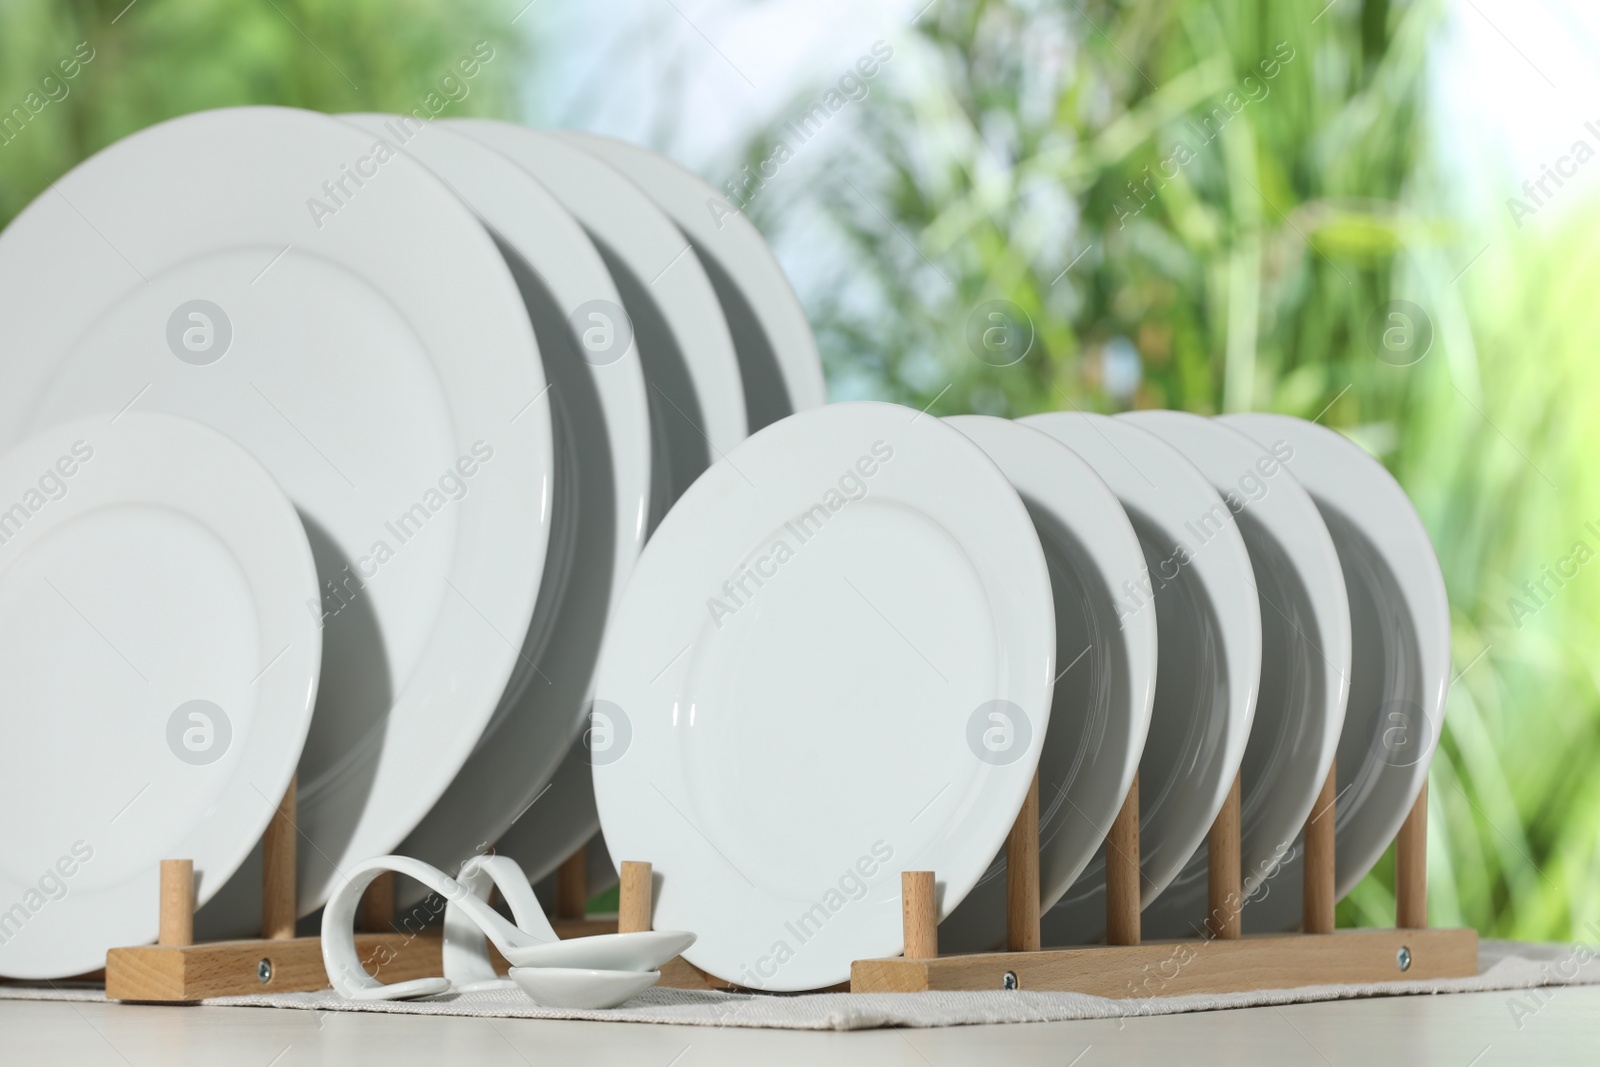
2, 0, 1594, 943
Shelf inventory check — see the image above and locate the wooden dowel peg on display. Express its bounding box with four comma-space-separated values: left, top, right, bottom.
1396, 781, 1428, 929
1304, 760, 1337, 935
556, 844, 588, 921
1005, 772, 1041, 952
901, 871, 938, 959
158, 859, 194, 947
1207, 772, 1242, 939
358, 871, 395, 933
618, 860, 653, 933
262, 774, 297, 941
1106, 773, 1141, 946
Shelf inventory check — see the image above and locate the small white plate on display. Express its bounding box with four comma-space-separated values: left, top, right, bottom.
938, 416, 1157, 953
558, 132, 826, 429
0, 107, 554, 924
594, 402, 1054, 990
447, 119, 747, 528
334, 116, 653, 889
1023, 412, 1260, 936
0, 413, 320, 979
1123, 411, 1350, 938
1222, 414, 1449, 923
508, 966, 659, 1009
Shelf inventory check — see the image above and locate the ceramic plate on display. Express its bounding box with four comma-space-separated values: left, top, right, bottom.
448, 119, 746, 529
1222, 414, 1448, 922
0, 107, 553, 923
333, 116, 652, 888
558, 132, 826, 430
1023, 412, 1259, 938
939, 416, 1157, 953
0, 413, 320, 978
1124, 411, 1350, 938
448, 121, 751, 893
593, 402, 1054, 990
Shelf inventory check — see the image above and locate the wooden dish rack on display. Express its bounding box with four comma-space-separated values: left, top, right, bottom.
102, 760, 1477, 1002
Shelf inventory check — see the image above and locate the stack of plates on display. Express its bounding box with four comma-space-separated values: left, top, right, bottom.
0, 107, 1448, 992
0, 106, 822, 980
589, 404, 1449, 990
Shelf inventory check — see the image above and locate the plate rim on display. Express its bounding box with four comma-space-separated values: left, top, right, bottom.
1220, 412, 1449, 901
1022, 410, 1262, 908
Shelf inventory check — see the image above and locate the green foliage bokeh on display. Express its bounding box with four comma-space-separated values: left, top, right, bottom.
0, 0, 527, 226
2, 0, 1596, 945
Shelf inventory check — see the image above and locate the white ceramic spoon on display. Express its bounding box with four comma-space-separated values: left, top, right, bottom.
322, 856, 550, 1001
508, 966, 660, 1009
442, 854, 559, 993
441, 855, 695, 974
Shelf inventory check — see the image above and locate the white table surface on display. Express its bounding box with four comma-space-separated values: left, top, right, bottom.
2, 985, 1586, 1065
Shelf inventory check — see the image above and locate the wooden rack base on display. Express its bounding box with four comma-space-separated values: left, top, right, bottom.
849, 765, 1476, 994
851, 928, 1476, 995
107, 760, 1476, 1001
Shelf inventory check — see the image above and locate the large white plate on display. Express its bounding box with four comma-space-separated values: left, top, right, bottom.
1124, 411, 1350, 937
939, 416, 1156, 953
1222, 414, 1449, 921
0, 107, 553, 921
332, 115, 652, 889
445, 122, 752, 894
0, 413, 320, 978
447, 119, 747, 529
557, 132, 826, 429
593, 402, 1054, 990
1023, 412, 1260, 937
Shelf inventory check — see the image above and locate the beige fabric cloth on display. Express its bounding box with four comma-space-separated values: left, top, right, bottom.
3, 940, 1596, 1030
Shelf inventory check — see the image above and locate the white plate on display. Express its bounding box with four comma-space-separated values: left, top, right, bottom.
594, 402, 1054, 990
508, 966, 660, 1009
447, 121, 751, 894
1022, 412, 1260, 936
0, 107, 554, 922
0, 413, 320, 978
558, 132, 826, 429
447, 119, 747, 529
938, 416, 1157, 953
1222, 414, 1449, 920
333, 115, 653, 887
1123, 412, 1350, 938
